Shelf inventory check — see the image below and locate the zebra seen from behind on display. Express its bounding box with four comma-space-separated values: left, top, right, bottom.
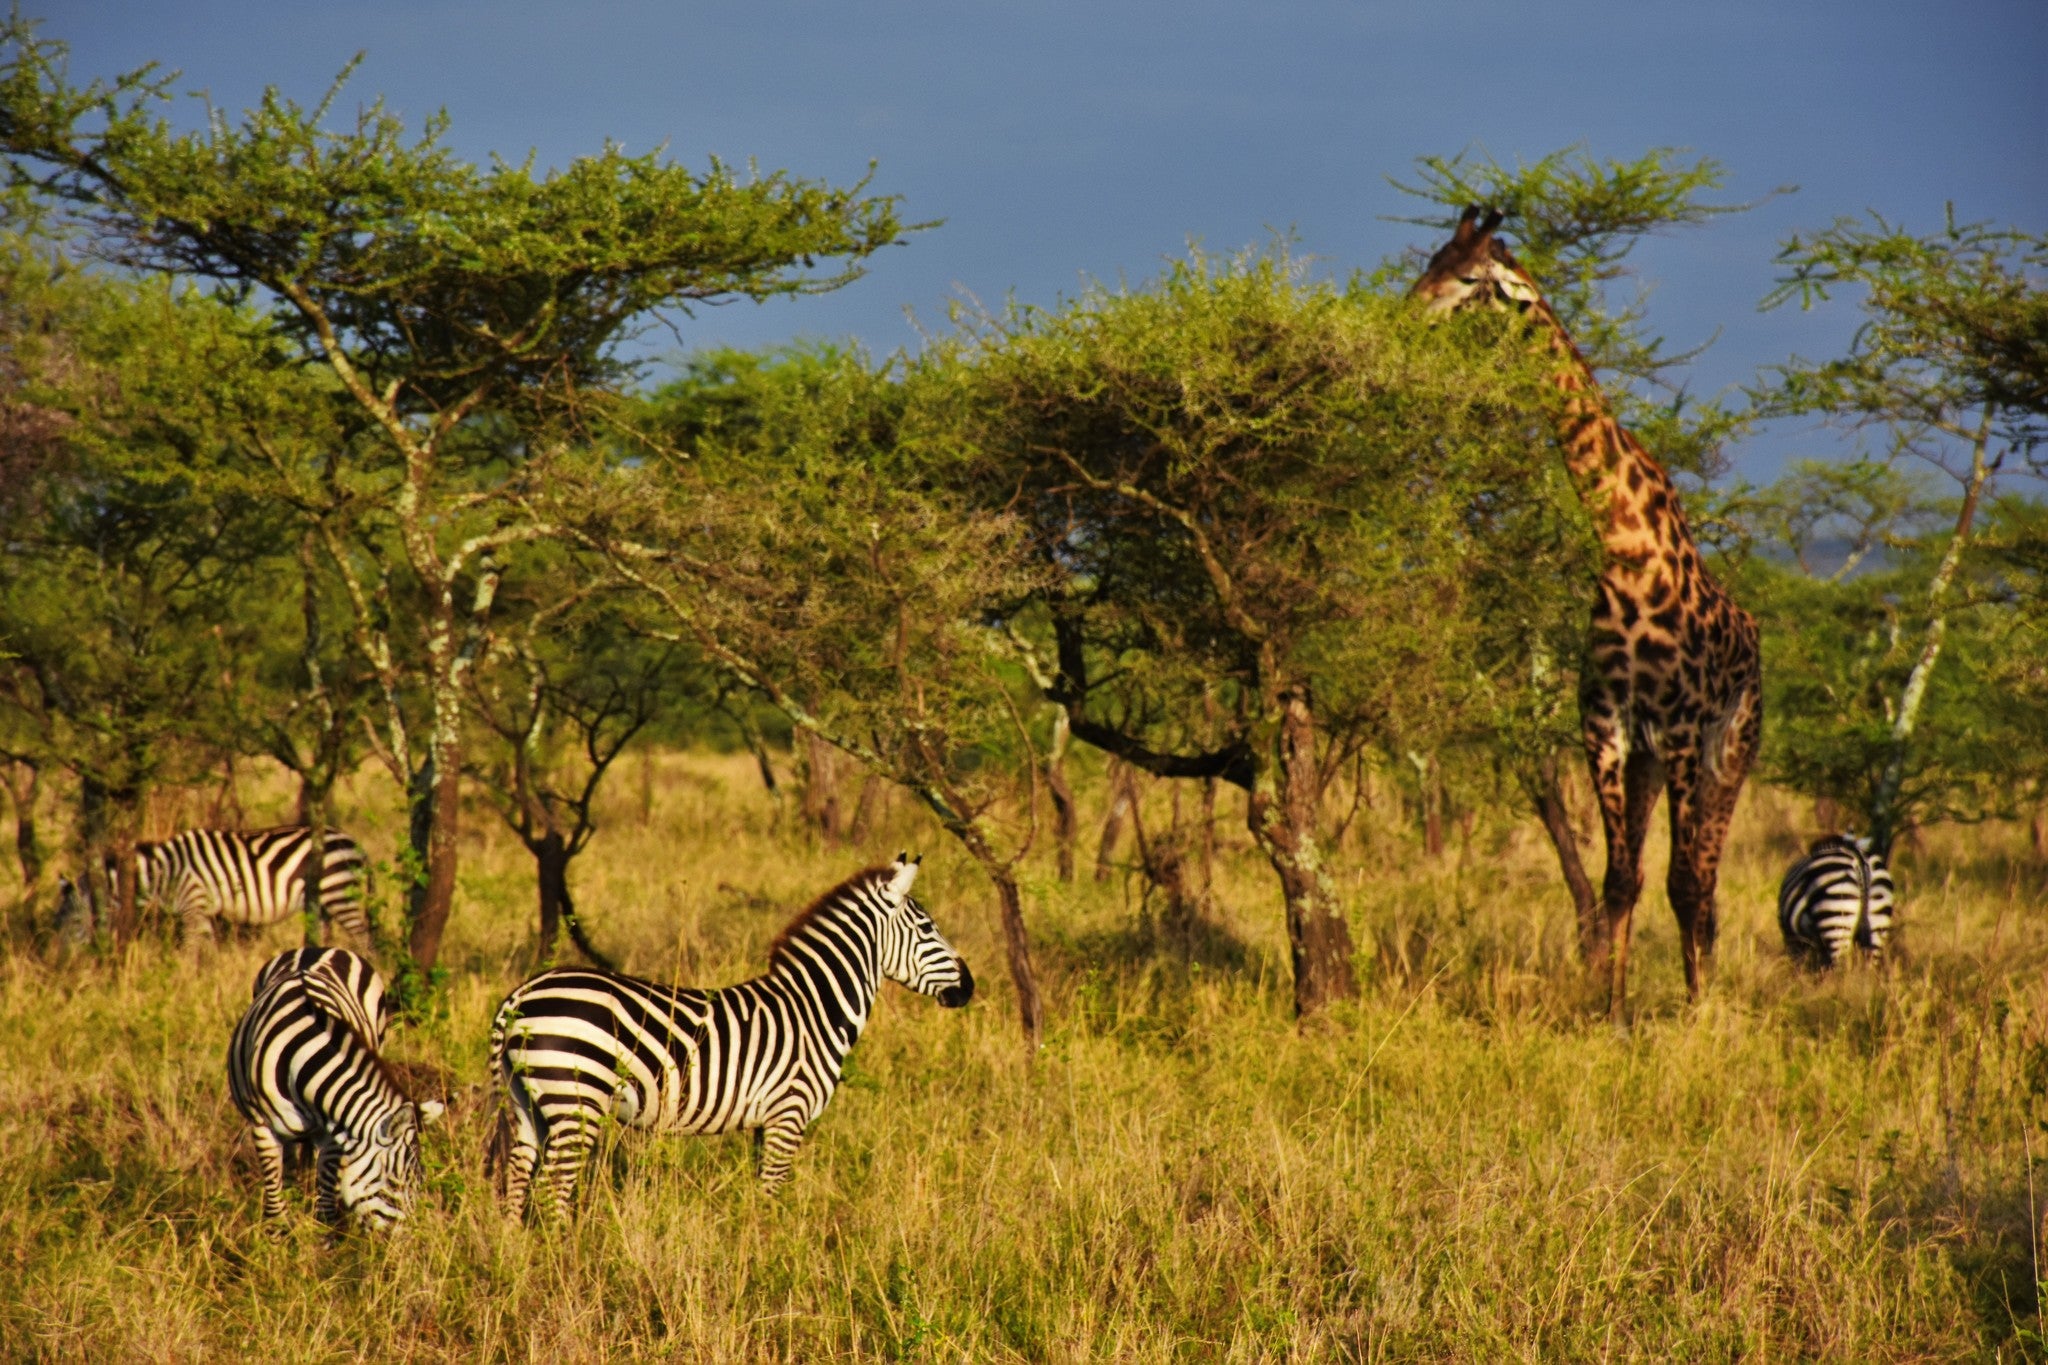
130, 826, 371, 948
489, 855, 972, 1217
228, 948, 443, 1232
1778, 833, 1896, 967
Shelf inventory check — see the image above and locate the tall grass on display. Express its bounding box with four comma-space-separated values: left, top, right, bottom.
0, 753, 2041, 1361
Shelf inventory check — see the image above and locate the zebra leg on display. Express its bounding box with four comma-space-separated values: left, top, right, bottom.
499, 1096, 545, 1222
754, 1111, 809, 1192
314, 1140, 344, 1227
250, 1126, 290, 1223
179, 887, 217, 953
535, 1103, 602, 1218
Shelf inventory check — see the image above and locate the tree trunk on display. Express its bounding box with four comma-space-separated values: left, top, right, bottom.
1526, 752, 1602, 961
404, 747, 465, 971
1044, 708, 1078, 883
800, 732, 845, 841
638, 746, 656, 825
2, 760, 44, 887
534, 828, 568, 967
989, 868, 1043, 1047
301, 790, 329, 950
1095, 760, 1134, 882
1869, 405, 1996, 856
1249, 689, 1358, 1017
1410, 752, 1445, 859
847, 774, 884, 847
1199, 775, 1218, 892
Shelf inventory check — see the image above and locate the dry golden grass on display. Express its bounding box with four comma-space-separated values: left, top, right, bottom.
0, 751, 2042, 1361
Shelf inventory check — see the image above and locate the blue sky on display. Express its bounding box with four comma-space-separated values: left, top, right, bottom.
32, 0, 2048, 485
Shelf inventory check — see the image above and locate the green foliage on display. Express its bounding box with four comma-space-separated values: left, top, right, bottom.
940, 243, 1591, 786
572, 343, 1049, 846
1735, 537, 2038, 830
1761, 207, 2048, 459
1744, 208, 2048, 842
0, 15, 918, 418
0, 233, 290, 826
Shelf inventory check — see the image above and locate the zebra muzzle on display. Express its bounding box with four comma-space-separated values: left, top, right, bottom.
936, 959, 974, 1009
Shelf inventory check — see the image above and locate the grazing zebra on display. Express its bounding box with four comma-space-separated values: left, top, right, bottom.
227, 948, 443, 1231
489, 855, 972, 1217
131, 826, 371, 948
252, 947, 394, 1047
1778, 834, 1896, 967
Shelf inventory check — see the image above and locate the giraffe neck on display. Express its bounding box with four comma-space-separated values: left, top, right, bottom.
1523, 298, 1695, 574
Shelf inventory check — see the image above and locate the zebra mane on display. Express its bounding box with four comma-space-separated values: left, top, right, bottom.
767, 865, 896, 969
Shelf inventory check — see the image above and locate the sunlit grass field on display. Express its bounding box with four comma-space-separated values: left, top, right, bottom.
0, 752, 2042, 1361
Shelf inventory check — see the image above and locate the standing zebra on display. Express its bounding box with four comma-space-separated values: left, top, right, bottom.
129, 826, 371, 948
489, 855, 972, 1217
227, 948, 442, 1231
1778, 834, 1896, 967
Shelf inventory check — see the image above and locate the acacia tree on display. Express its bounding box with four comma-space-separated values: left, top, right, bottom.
552, 346, 1054, 1044
469, 564, 695, 968
1752, 211, 2047, 852
0, 231, 281, 944
1, 18, 919, 967
948, 247, 1579, 1016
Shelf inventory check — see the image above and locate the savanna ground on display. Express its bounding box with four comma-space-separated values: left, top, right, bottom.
0, 752, 2043, 1362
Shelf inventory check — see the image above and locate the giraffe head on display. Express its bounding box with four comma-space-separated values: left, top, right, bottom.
1409, 205, 1542, 316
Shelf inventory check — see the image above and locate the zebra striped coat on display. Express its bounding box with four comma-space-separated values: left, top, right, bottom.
252, 947, 394, 1048
1778, 834, 1896, 967
136, 826, 370, 948
490, 856, 972, 1215
228, 949, 442, 1231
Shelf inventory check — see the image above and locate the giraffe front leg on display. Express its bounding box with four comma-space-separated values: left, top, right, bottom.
1582, 687, 1660, 1021
1600, 741, 1665, 1027
250, 1126, 290, 1225
753, 1111, 809, 1193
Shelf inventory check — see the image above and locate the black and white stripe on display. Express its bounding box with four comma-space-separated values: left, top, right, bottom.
490, 855, 972, 1215
227, 949, 442, 1231
134, 826, 370, 948
252, 947, 394, 1047
1778, 833, 1895, 967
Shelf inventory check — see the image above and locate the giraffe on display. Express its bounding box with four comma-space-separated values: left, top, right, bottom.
1411, 206, 1762, 1023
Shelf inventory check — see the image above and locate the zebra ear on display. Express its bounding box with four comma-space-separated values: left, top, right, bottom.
886, 855, 920, 902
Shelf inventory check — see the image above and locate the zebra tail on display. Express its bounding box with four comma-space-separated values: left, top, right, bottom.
485, 1107, 511, 1193
1850, 846, 1874, 951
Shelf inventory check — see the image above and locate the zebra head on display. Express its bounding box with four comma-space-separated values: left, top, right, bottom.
875, 854, 974, 1008
332, 1098, 445, 1233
